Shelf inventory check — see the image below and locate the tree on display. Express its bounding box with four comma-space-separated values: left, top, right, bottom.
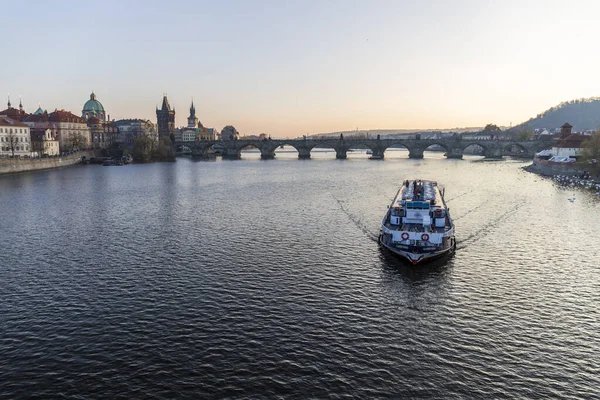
132, 134, 174, 163
517, 127, 534, 141
482, 123, 502, 134
64, 132, 87, 151
152, 136, 175, 162
581, 130, 600, 175
132, 134, 155, 163
31, 138, 45, 157
6, 129, 18, 157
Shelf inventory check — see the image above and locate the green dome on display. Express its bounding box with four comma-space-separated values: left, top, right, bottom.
82, 92, 105, 113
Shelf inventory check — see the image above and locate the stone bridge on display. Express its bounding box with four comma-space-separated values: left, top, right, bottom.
177, 136, 552, 160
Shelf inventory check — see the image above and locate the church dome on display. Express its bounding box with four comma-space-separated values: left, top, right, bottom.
83, 92, 105, 113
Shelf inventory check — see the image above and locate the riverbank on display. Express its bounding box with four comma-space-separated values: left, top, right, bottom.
0, 151, 93, 175
524, 157, 589, 177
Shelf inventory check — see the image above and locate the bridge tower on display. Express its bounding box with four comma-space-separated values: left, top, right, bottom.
156, 94, 176, 139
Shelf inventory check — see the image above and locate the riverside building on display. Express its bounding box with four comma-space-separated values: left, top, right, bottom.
48, 110, 91, 151
115, 119, 157, 146
0, 95, 28, 122
0, 116, 32, 156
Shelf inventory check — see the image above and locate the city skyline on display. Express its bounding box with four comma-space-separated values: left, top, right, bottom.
3, 0, 600, 137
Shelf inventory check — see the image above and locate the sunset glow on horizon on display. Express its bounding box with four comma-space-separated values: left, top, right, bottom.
3, 0, 600, 137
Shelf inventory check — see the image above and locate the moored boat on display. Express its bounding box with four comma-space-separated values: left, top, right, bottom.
379, 179, 455, 264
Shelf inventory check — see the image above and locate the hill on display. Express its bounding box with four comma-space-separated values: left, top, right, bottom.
514, 98, 600, 132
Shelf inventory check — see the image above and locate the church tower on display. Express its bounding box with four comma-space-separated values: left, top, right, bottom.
156, 94, 175, 139
187, 100, 199, 129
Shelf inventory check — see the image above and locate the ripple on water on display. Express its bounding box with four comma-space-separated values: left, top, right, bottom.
0, 158, 599, 398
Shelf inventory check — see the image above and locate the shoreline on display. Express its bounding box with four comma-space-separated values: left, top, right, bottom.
0, 151, 94, 176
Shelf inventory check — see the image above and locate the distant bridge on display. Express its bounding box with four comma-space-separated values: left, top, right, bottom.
176, 136, 553, 160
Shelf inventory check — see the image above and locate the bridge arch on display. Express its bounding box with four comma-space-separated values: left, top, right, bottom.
503, 142, 529, 154
422, 142, 451, 158
272, 142, 300, 159
310, 141, 338, 159
236, 143, 265, 159
346, 142, 375, 158
461, 143, 487, 158
191, 141, 219, 157
381, 142, 411, 158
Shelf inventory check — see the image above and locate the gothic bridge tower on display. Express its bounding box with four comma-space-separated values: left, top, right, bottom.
156, 94, 176, 139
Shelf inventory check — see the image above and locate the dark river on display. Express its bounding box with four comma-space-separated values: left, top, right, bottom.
1, 150, 599, 399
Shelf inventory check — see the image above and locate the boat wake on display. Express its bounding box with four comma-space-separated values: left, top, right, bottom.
456, 202, 525, 250
445, 191, 468, 203
334, 197, 379, 243
453, 201, 487, 221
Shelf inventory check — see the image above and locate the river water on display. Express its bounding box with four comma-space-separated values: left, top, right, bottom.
1, 151, 599, 399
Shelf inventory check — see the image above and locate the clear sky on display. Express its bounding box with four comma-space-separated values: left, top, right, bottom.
3, 0, 600, 137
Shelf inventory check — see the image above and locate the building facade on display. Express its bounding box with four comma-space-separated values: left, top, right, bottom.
0, 116, 32, 156
41, 129, 60, 156
48, 110, 91, 151
156, 95, 175, 139
115, 119, 157, 147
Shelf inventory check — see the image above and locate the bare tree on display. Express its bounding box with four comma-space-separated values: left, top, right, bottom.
7, 129, 18, 157
65, 132, 87, 151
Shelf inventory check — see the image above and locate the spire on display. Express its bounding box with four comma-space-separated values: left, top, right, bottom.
190, 99, 195, 116
19, 96, 23, 111
7, 93, 11, 108
90, 92, 96, 101
161, 94, 172, 111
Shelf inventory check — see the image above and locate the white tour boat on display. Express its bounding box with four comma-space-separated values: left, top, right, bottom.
379, 179, 455, 265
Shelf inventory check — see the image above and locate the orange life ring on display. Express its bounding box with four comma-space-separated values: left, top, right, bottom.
401, 232, 409, 240
421, 233, 429, 242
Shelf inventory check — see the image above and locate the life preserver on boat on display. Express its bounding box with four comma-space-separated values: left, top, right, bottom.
401, 232, 409, 240
421, 233, 429, 242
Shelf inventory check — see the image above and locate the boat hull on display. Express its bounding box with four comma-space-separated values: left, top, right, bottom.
379, 236, 455, 265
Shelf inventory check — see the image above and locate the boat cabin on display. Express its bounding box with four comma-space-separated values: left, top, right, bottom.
388, 180, 448, 230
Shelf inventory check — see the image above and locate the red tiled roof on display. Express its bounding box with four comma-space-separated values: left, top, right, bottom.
0, 108, 28, 121
0, 116, 30, 128
555, 134, 588, 148
48, 110, 86, 123
23, 113, 49, 123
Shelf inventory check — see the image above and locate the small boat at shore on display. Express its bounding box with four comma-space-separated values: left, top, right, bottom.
379, 179, 455, 265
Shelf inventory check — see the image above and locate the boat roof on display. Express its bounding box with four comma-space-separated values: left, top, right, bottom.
392, 179, 446, 209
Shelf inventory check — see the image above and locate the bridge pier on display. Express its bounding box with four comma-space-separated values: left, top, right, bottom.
336, 150, 347, 159
484, 147, 503, 159
409, 149, 424, 159
298, 149, 311, 159
260, 152, 275, 160
446, 148, 463, 159
191, 152, 215, 160
369, 149, 385, 160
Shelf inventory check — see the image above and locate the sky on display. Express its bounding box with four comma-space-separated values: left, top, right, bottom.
2, 0, 600, 137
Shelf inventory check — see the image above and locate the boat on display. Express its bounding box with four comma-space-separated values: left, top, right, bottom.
379, 179, 455, 265
366, 149, 373, 155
